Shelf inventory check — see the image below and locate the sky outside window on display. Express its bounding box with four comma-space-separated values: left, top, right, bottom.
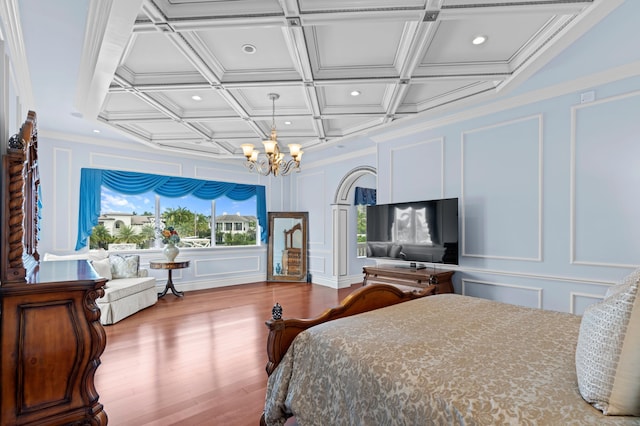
100, 187, 256, 216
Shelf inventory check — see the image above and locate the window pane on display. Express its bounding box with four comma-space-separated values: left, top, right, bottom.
91, 186, 258, 249
159, 195, 211, 248
357, 205, 367, 257
214, 196, 257, 246
91, 187, 157, 250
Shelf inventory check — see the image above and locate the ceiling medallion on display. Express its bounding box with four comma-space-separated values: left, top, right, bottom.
241, 93, 303, 177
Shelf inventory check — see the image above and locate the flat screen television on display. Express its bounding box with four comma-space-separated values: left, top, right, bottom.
366, 198, 459, 265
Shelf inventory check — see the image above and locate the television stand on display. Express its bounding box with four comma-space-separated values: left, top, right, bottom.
362, 265, 454, 294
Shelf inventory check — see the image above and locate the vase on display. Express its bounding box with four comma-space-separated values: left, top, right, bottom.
163, 243, 179, 262
275, 263, 282, 275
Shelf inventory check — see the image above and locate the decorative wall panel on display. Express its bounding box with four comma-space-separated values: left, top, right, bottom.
389, 138, 443, 202
296, 171, 325, 245
194, 255, 260, 276
462, 279, 542, 309
571, 91, 640, 267
462, 115, 542, 261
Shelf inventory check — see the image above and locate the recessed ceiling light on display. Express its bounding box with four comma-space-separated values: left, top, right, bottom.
242, 44, 257, 54
284, 121, 292, 125
93, 129, 100, 134
472, 35, 487, 45
192, 95, 202, 101
350, 90, 361, 97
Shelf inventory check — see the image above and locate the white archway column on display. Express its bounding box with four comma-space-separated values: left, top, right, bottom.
332, 203, 349, 276
332, 166, 376, 285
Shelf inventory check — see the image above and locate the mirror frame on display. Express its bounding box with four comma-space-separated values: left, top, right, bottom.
267, 212, 308, 282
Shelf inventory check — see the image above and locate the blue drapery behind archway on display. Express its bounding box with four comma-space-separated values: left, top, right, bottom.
354, 187, 377, 205
76, 168, 267, 250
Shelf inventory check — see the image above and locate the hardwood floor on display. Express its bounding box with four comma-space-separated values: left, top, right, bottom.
95, 282, 360, 426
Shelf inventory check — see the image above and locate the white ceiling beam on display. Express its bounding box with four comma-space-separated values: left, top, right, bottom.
75, 0, 143, 120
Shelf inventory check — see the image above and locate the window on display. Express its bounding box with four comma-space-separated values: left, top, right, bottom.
90, 187, 258, 250
354, 187, 376, 258
393, 206, 432, 244
356, 205, 367, 257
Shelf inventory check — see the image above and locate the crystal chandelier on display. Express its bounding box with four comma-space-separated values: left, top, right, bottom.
241, 93, 303, 176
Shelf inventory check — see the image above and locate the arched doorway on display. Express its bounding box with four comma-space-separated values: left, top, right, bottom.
332, 166, 376, 285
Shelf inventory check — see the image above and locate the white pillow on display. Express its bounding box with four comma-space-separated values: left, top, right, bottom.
576, 270, 640, 415
109, 254, 140, 279
43, 252, 89, 261
91, 258, 112, 281
87, 249, 109, 262
604, 268, 640, 299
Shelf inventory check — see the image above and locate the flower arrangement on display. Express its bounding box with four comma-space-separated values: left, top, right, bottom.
161, 226, 180, 245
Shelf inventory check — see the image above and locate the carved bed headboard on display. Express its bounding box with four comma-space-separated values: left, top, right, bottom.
1, 111, 39, 283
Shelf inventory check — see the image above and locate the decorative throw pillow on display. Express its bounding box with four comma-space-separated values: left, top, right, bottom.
604, 268, 640, 299
109, 254, 140, 279
87, 248, 109, 262
388, 244, 403, 258
91, 258, 112, 281
575, 270, 640, 415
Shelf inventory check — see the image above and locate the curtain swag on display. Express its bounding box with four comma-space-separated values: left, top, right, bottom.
76, 168, 267, 250
354, 187, 377, 206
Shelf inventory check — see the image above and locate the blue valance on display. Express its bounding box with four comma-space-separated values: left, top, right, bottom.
76, 168, 267, 250
354, 187, 377, 206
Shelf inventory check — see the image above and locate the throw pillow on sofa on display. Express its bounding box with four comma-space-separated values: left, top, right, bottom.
109, 254, 140, 279
91, 258, 113, 281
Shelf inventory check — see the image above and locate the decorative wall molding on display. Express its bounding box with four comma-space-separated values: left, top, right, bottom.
194, 255, 261, 277
389, 137, 444, 201
297, 170, 326, 246
461, 278, 543, 309
570, 291, 604, 315
458, 266, 617, 288
461, 114, 543, 261
333, 165, 377, 204
570, 89, 640, 268
90, 152, 183, 175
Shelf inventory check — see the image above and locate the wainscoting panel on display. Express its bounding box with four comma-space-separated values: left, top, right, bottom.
461, 279, 542, 309
309, 254, 326, 275
462, 115, 542, 261
389, 138, 444, 202
570, 292, 604, 315
571, 90, 640, 268
193, 255, 261, 277
89, 152, 182, 176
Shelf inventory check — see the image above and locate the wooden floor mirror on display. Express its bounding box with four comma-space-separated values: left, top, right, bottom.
267, 212, 308, 282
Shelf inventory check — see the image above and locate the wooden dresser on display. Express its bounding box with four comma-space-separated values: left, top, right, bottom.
363, 265, 455, 294
1, 112, 108, 425
0, 260, 108, 425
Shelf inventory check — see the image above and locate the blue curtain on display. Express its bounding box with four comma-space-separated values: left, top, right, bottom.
354, 187, 377, 205
76, 168, 267, 249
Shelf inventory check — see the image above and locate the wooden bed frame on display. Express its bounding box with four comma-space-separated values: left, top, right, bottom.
260, 283, 436, 425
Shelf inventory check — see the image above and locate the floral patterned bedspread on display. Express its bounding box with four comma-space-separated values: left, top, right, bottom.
264, 294, 640, 426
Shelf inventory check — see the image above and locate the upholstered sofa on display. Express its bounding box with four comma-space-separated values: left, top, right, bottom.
366, 241, 450, 263
42, 250, 157, 325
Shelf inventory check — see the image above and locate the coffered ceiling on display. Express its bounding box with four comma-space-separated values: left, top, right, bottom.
74, 0, 609, 159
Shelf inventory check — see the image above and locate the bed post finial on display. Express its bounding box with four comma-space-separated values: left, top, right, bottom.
272, 302, 282, 320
